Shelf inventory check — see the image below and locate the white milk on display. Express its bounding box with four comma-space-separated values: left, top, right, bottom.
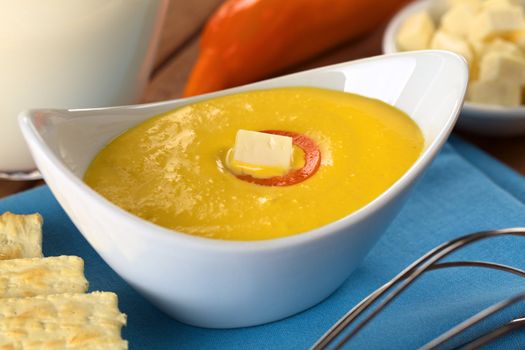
0, 0, 167, 172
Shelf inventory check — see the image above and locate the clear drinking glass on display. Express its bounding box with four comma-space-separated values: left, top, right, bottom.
0, 0, 168, 180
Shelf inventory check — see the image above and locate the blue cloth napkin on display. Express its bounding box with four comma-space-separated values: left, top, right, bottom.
1, 136, 524, 350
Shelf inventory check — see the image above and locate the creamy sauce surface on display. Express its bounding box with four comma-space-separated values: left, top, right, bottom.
84, 87, 424, 240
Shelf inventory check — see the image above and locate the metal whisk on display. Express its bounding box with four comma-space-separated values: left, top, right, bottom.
312, 228, 525, 350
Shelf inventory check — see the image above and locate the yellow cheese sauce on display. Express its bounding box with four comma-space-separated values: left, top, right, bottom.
84, 87, 424, 241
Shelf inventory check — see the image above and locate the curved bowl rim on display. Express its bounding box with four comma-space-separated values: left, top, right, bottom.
19, 51, 467, 253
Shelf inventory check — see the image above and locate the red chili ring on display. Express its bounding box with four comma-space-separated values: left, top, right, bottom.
235, 130, 321, 186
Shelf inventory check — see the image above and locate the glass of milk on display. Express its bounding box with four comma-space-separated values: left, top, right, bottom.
0, 0, 168, 179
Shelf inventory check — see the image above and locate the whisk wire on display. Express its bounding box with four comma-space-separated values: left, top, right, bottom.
457, 317, 525, 350
311, 228, 525, 350
422, 292, 525, 350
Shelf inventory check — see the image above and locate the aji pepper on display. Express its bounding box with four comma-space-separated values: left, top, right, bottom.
184, 0, 411, 96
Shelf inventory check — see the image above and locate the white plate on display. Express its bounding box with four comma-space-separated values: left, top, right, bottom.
383, 0, 525, 136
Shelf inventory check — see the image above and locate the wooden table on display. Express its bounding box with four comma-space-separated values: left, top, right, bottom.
1, 0, 524, 199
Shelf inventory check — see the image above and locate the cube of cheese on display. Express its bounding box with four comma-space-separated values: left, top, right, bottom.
396, 11, 435, 51
431, 30, 474, 62
482, 0, 521, 9
446, 0, 482, 9
233, 130, 293, 169
474, 38, 523, 58
507, 28, 525, 49
441, 3, 480, 38
468, 4, 525, 41
469, 60, 481, 81
468, 80, 521, 106
479, 51, 525, 83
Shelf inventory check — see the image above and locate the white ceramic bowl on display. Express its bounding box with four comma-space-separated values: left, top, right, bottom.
383, 0, 525, 136
19, 51, 467, 328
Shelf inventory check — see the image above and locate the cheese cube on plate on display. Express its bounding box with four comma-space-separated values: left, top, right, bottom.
468, 3, 525, 41
446, 0, 482, 9
396, 11, 435, 51
233, 130, 293, 169
441, 3, 480, 38
468, 80, 521, 106
507, 28, 525, 50
431, 30, 474, 62
479, 51, 525, 83
482, 0, 521, 9
474, 38, 523, 58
